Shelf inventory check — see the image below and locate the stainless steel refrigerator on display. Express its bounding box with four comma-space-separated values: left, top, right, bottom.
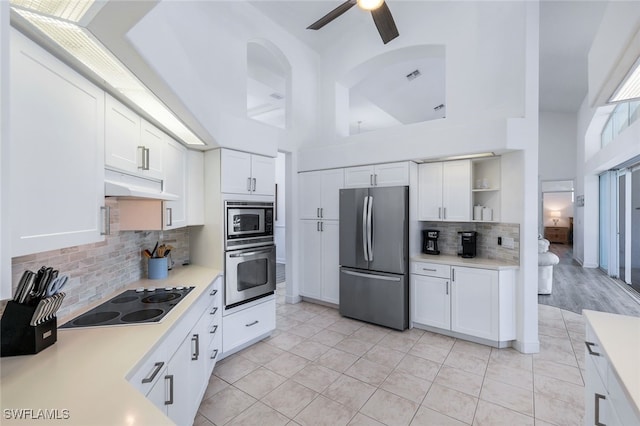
339, 186, 409, 330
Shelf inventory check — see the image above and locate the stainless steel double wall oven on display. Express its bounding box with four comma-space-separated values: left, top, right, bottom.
224, 201, 276, 308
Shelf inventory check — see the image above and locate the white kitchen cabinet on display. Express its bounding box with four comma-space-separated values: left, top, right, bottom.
584, 316, 640, 426
471, 157, 501, 222
300, 220, 340, 304
418, 160, 471, 221
163, 138, 187, 230
10, 30, 107, 256
344, 162, 410, 188
220, 149, 275, 196
105, 94, 164, 180
222, 298, 276, 355
299, 169, 344, 220
186, 150, 205, 226
411, 261, 515, 346
410, 263, 451, 330
450, 266, 515, 342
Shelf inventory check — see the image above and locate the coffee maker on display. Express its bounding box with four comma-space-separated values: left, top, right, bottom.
458, 231, 477, 258
422, 230, 440, 255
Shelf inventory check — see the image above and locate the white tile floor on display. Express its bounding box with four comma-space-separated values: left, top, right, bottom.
195, 285, 586, 426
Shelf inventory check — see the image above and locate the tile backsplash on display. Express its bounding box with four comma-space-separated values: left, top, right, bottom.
7, 198, 190, 320
419, 221, 520, 264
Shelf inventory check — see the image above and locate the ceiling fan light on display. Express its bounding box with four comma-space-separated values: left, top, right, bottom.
357, 0, 384, 11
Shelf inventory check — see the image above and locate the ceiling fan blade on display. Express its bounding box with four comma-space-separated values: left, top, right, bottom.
371, 1, 399, 44
307, 0, 357, 30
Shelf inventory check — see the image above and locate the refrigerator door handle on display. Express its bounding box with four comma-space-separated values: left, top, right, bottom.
362, 196, 369, 261
342, 269, 402, 282
367, 195, 373, 261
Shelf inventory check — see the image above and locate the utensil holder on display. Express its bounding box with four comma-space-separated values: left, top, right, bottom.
1, 301, 57, 357
148, 257, 168, 279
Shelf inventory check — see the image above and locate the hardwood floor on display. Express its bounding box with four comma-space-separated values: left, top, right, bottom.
538, 243, 640, 316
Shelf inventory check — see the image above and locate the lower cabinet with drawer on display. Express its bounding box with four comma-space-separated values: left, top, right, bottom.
128, 276, 222, 426
584, 317, 640, 426
411, 261, 516, 347
222, 296, 276, 357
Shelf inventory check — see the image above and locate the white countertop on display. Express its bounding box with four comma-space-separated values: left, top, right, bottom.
411, 253, 519, 270
0, 265, 222, 426
583, 310, 640, 419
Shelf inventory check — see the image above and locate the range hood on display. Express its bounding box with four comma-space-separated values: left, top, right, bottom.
104, 169, 178, 201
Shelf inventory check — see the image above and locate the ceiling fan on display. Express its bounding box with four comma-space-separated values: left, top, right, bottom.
306, 0, 399, 45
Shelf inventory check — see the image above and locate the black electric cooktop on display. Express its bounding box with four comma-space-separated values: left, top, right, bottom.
60, 286, 194, 329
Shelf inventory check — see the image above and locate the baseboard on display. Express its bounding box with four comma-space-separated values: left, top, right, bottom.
512, 339, 540, 354
285, 294, 301, 304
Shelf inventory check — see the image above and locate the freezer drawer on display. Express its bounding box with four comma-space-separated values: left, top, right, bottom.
339, 267, 408, 330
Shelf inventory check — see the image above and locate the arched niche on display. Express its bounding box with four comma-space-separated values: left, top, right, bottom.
338, 45, 446, 135
246, 39, 291, 129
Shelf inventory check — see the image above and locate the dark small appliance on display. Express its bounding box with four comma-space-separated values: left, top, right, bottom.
422, 229, 440, 255
459, 231, 478, 258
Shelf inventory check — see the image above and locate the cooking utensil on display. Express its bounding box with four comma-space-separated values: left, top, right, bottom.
150, 241, 159, 258
142, 249, 152, 258
45, 275, 68, 297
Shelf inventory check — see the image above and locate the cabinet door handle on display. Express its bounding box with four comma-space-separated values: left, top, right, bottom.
443, 207, 447, 219
210, 325, 218, 334
452, 268, 455, 282
138, 146, 150, 170
317, 208, 321, 218
100, 206, 111, 236
210, 289, 218, 296
141, 361, 164, 384
320, 207, 324, 218
320, 222, 324, 232
595, 393, 606, 426
247, 177, 252, 192
191, 333, 200, 361
374, 174, 378, 186
317, 221, 320, 232
166, 207, 173, 227
211, 349, 219, 360
585, 341, 600, 356
246, 320, 259, 327
252, 178, 256, 192
446, 281, 449, 295
210, 307, 218, 315
438, 207, 442, 219
165, 375, 174, 405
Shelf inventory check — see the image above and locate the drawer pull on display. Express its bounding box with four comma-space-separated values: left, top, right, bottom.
595, 393, 606, 426
210, 307, 218, 315
246, 320, 259, 327
165, 375, 174, 405
211, 349, 219, 360
422, 268, 437, 272
141, 361, 164, 384
585, 341, 600, 356
210, 289, 218, 296
191, 334, 200, 361
210, 325, 218, 334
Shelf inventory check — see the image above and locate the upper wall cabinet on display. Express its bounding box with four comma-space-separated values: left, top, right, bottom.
344, 162, 410, 188
471, 157, 501, 222
299, 169, 344, 220
105, 94, 163, 180
221, 149, 275, 196
418, 160, 471, 221
163, 138, 187, 230
10, 30, 107, 256
186, 150, 205, 226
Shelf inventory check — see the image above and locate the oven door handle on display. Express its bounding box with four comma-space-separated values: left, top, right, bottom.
229, 248, 273, 258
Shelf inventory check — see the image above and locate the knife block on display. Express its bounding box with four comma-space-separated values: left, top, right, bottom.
0, 301, 57, 357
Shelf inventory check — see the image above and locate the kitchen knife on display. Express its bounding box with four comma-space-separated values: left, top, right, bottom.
30, 298, 46, 326
14, 270, 33, 302
17, 273, 36, 304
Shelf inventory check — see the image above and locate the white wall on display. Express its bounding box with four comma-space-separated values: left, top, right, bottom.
126, 1, 320, 157
539, 112, 577, 181
0, 0, 9, 299
543, 193, 574, 228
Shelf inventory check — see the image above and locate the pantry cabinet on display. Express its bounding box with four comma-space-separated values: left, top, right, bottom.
10, 30, 106, 256
411, 261, 516, 346
221, 149, 275, 196
186, 150, 205, 226
299, 169, 344, 220
344, 162, 410, 188
418, 160, 471, 221
299, 220, 340, 304
104, 94, 164, 180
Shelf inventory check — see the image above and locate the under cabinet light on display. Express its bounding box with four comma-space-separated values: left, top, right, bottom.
11, 5, 206, 146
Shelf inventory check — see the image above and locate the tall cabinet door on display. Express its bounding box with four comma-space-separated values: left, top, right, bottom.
299, 172, 322, 219
418, 163, 443, 221
442, 160, 471, 221
10, 30, 106, 256
300, 220, 323, 299
321, 221, 340, 304
320, 169, 344, 220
